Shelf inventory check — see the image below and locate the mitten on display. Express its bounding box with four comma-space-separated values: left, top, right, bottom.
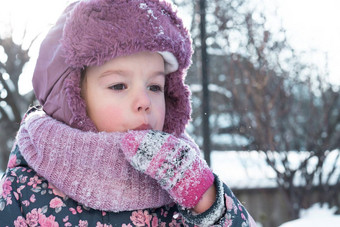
121, 130, 215, 208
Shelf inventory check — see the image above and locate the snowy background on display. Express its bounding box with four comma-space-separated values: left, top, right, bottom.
278, 203, 340, 227
210, 150, 340, 226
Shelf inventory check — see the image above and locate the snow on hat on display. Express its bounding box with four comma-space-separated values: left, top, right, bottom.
32, 0, 193, 135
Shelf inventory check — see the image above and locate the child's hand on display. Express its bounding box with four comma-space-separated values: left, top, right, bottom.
120, 130, 214, 208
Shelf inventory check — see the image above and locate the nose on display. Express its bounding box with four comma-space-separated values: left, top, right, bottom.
134, 90, 151, 112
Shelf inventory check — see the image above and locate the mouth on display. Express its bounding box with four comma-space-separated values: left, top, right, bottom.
133, 124, 152, 131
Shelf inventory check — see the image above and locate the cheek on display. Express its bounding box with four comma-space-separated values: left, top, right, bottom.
156, 100, 166, 131
94, 106, 125, 132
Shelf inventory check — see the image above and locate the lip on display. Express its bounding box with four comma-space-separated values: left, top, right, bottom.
133, 124, 152, 131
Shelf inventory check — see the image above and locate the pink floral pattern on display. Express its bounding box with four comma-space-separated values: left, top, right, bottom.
14, 216, 27, 227
130, 210, 152, 226
26, 208, 41, 226
96, 222, 113, 227
78, 220, 88, 227
1, 178, 12, 198
28, 176, 42, 188
38, 214, 59, 227
8, 155, 17, 168
50, 197, 64, 209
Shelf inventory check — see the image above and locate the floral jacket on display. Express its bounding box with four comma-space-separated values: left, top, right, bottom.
0, 146, 256, 227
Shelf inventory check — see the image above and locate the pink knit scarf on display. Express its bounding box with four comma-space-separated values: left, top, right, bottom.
16, 111, 173, 212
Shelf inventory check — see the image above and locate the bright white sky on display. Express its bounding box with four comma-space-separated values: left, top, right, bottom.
274, 0, 340, 85
0, 0, 339, 94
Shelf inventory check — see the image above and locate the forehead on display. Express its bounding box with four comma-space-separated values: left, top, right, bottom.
87, 52, 165, 74
82, 52, 167, 84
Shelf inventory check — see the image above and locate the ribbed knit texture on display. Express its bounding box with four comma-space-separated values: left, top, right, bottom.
17, 111, 172, 212
121, 130, 215, 208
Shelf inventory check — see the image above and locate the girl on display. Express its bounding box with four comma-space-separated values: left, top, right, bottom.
0, 0, 256, 226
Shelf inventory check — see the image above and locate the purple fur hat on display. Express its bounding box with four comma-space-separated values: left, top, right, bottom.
32, 0, 193, 136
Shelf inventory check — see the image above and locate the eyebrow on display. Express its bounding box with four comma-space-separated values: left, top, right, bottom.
99, 70, 166, 78
151, 72, 166, 78
99, 70, 125, 78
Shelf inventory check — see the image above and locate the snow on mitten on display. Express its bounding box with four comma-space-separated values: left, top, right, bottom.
121, 130, 215, 208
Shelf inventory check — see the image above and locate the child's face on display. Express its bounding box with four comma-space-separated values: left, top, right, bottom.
82, 52, 166, 132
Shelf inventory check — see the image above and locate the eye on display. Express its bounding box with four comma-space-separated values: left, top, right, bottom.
109, 83, 127, 91
149, 85, 163, 92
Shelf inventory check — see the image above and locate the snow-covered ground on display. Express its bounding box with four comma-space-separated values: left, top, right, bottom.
210, 150, 277, 189
209, 150, 340, 227
210, 149, 340, 189
278, 203, 340, 227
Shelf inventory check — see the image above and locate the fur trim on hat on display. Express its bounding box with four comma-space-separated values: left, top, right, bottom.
61, 0, 191, 70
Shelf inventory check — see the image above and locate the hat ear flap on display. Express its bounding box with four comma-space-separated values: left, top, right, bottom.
163, 71, 191, 136
64, 69, 97, 131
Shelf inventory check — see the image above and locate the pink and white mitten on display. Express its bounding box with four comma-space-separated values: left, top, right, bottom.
121, 130, 215, 208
